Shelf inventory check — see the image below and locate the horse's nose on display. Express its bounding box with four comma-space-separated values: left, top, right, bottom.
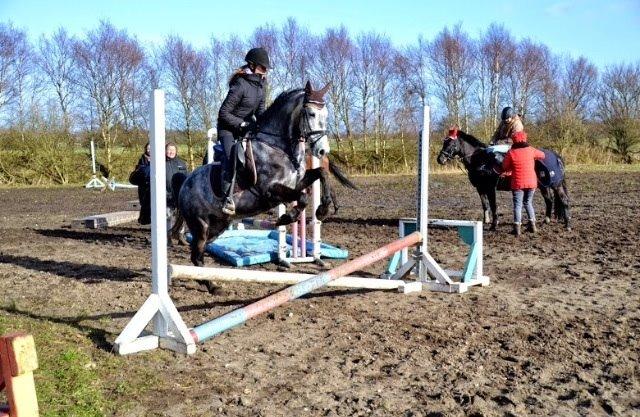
318, 148, 326, 157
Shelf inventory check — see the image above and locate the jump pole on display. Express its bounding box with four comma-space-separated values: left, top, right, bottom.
169, 264, 414, 291
190, 231, 421, 343
114, 90, 196, 355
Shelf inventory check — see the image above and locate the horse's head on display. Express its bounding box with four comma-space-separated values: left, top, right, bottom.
437, 128, 463, 165
302, 81, 331, 158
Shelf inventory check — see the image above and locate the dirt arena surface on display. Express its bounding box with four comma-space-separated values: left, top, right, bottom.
0, 171, 638, 416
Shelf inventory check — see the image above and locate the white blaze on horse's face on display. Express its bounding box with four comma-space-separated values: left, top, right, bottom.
306, 104, 330, 158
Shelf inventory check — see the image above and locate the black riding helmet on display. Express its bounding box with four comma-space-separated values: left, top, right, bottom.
501, 106, 515, 121
245, 47, 271, 69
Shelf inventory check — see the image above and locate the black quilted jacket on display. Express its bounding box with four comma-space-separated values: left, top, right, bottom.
217, 72, 266, 133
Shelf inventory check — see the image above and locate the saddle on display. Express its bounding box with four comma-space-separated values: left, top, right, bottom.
209, 137, 257, 198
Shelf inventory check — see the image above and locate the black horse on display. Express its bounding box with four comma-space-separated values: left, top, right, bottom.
173, 81, 351, 266
436, 130, 571, 230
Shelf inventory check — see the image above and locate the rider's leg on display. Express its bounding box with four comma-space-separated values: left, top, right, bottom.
219, 129, 237, 215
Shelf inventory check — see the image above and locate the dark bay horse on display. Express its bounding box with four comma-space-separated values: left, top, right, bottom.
436, 130, 571, 230
174, 81, 344, 266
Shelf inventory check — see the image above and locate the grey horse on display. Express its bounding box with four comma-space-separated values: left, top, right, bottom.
172, 81, 346, 267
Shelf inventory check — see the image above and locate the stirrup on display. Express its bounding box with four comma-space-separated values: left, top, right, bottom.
222, 198, 235, 215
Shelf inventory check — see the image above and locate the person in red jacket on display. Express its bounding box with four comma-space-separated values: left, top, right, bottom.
502, 131, 545, 236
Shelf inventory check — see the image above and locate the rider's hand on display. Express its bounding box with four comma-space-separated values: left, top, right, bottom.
239, 121, 256, 135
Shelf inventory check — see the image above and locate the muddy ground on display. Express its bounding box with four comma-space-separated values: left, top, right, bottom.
0, 172, 639, 416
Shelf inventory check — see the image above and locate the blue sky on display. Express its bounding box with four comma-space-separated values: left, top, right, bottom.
1, 0, 639, 68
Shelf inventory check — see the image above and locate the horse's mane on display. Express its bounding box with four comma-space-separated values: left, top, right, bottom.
458, 130, 488, 148
258, 88, 305, 123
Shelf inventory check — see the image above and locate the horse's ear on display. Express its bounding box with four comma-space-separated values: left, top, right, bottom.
304, 80, 313, 94
319, 82, 331, 96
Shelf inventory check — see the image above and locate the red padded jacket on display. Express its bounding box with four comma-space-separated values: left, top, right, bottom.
502, 144, 546, 190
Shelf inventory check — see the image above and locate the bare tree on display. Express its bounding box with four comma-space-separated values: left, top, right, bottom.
313, 26, 354, 144
429, 24, 476, 129
562, 56, 598, 118
371, 34, 395, 154
114, 34, 145, 137
478, 24, 515, 133
160, 35, 207, 168
207, 36, 246, 121
8, 26, 37, 134
398, 37, 430, 107
352, 32, 377, 147
192, 48, 215, 132
278, 18, 312, 90
0, 23, 38, 132
507, 39, 552, 120
0, 23, 21, 118
37, 28, 76, 131
539, 53, 562, 123
250, 24, 278, 101
597, 62, 640, 162
73, 21, 145, 173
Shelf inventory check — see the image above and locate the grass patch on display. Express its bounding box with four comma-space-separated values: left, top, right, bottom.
0, 312, 159, 417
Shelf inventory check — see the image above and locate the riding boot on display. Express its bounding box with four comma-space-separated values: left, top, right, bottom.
511, 223, 521, 237
221, 179, 236, 215
527, 221, 537, 234
221, 157, 236, 216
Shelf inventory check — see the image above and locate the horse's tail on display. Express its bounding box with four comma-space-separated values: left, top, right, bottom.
171, 172, 188, 205
328, 157, 359, 190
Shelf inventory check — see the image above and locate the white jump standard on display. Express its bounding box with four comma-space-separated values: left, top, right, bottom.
386, 106, 490, 293
114, 90, 196, 355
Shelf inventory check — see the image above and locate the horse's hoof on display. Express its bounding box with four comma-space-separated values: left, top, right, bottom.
489, 225, 497, 231
544, 217, 551, 224
315, 205, 329, 220
197, 280, 216, 294
276, 214, 294, 226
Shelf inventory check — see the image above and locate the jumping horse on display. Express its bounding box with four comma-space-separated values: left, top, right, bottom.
173, 81, 349, 266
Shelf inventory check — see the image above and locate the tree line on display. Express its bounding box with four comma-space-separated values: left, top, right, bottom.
0, 17, 638, 176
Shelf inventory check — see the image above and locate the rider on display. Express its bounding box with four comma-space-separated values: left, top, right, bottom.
491, 106, 524, 146
216, 47, 270, 215
482, 106, 525, 174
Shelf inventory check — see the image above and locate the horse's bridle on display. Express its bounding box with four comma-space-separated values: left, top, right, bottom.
439, 139, 460, 162
257, 100, 327, 149
299, 101, 327, 147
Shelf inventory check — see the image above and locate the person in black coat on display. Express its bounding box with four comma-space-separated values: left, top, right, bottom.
217, 47, 270, 215
129, 143, 152, 224
129, 142, 189, 225
164, 142, 188, 209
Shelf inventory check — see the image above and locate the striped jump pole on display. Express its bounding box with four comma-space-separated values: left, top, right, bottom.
190, 231, 422, 343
